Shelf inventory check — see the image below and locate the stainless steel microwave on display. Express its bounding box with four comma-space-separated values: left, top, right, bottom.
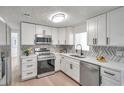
35, 34, 52, 45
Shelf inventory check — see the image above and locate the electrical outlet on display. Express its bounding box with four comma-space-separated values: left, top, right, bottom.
116, 50, 123, 56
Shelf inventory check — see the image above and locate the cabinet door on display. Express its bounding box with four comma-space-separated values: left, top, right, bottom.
0, 20, 6, 46
65, 60, 72, 76
45, 27, 52, 35
51, 28, 58, 45
21, 23, 35, 45
97, 14, 107, 46
35, 25, 51, 35
87, 17, 97, 45
35, 25, 44, 35
60, 58, 66, 72
55, 54, 61, 71
66, 27, 74, 45
58, 28, 66, 45
107, 7, 124, 46
71, 62, 80, 82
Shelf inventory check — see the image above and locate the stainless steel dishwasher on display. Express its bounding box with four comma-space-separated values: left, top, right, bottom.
80, 62, 100, 86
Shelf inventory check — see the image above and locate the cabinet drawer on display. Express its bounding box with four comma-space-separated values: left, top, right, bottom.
22, 70, 37, 80
101, 76, 121, 86
22, 57, 37, 64
63, 56, 80, 65
101, 67, 121, 81
22, 62, 37, 71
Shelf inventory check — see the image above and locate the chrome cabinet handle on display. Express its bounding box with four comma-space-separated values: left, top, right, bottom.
27, 59, 33, 61
104, 71, 115, 76
70, 64, 73, 69
27, 65, 33, 68
27, 72, 33, 75
106, 37, 110, 45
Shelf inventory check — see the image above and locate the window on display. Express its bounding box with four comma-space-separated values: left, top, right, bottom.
75, 32, 89, 51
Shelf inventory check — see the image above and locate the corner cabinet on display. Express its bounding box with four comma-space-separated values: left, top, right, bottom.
54, 53, 61, 71
21, 23, 35, 45
87, 14, 107, 46
107, 7, 124, 46
57, 27, 74, 45
60, 56, 80, 82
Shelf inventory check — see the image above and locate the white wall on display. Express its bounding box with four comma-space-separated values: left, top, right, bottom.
11, 29, 20, 71
74, 22, 86, 33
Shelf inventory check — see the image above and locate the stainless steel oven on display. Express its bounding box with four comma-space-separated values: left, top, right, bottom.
35, 48, 55, 78
35, 35, 52, 45
37, 57, 55, 78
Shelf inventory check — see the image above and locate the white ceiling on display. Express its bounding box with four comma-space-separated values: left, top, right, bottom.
0, 6, 119, 30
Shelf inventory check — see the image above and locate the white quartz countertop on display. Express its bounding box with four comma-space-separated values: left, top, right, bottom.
59, 53, 124, 71
21, 54, 37, 59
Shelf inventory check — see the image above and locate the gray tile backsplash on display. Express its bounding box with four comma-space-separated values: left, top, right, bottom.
87, 46, 124, 63
21, 45, 75, 54
21, 45, 124, 63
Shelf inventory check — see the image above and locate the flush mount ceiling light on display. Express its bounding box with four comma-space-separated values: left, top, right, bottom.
50, 12, 67, 23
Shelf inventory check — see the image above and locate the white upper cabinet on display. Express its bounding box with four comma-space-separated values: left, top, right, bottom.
35, 25, 44, 35
66, 27, 74, 45
21, 23, 35, 45
87, 14, 107, 46
57, 27, 74, 45
97, 14, 107, 46
35, 25, 51, 35
87, 17, 97, 45
0, 20, 6, 46
45, 26, 52, 35
58, 28, 66, 45
107, 7, 124, 46
51, 28, 58, 45
21, 23, 74, 45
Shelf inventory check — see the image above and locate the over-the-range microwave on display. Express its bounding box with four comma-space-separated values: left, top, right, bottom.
35, 34, 52, 45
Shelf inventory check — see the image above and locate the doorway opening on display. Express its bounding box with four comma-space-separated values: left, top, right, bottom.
11, 32, 19, 84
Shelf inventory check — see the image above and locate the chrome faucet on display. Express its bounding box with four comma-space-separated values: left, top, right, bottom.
76, 44, 83, 56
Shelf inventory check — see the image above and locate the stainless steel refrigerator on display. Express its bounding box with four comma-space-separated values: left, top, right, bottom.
0, 19, 11, 86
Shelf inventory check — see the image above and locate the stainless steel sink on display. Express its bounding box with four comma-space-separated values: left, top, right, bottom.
70, 55, 85, 58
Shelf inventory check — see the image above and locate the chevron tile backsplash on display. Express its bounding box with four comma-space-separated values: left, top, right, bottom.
87, 46, 124, 63
21, 45, 124, 63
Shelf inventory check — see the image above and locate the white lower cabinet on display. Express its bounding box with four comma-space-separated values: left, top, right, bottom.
60, 56, 80, 82
55, 54, 61, 71
101, 67, 121, 86
101, 76, 120, 86
60, 58, 67, 73
21, 55, 37, 81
